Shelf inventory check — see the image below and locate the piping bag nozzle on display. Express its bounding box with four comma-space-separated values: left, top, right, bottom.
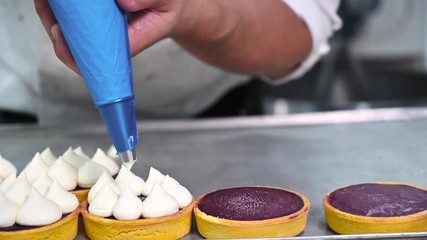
97, 97, 138, 161
48, 0, 139, 159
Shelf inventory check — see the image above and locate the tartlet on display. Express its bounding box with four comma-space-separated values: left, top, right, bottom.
0, 208, 79, 240
81, 200, 194, 240
194, 186, 310, 238
323, 182, 427, 234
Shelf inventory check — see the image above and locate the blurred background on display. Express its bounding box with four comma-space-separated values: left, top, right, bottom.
1, 0, 427, 125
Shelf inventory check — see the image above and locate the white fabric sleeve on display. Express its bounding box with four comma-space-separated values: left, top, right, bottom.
263, 0, 342, 85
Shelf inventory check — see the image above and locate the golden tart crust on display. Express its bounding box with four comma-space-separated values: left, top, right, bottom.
71, 189, 89, 203
194, 186, 310, 238
81, 199, 194, 240
323, 182, 427, 234
0, 207, 79, 240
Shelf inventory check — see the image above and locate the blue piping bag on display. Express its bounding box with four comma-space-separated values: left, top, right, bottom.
48, 0, 138, 161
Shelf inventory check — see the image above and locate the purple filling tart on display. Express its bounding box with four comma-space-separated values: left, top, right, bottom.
198, 186, 304, 221
328, 183, 427, 217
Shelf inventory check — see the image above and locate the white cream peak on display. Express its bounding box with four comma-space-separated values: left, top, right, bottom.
141, 182, 179, 218
89, 184, 119, 218
45, 180, 79, 214
0, 155, 17, 181
115, 162, 145, 196
32, 172, 53, 195
5, 172, 32, 206
0, 173, 17, 193
73, 147, 91, 161
0, 191, 18, 227
24, 152, 49, 183
24, 153, 48, 183
47, 156, 77, 191
40, 148, 57, 166
62, 147, 88, 169
16, 188, 62, 226
88, 172, 121, 204
113, 186, 143, 220
77, 160, 108, 188
107, 145, 119, 160
141, 167, 166, 196
91, 148, 119, 175
162, 175, 192, 208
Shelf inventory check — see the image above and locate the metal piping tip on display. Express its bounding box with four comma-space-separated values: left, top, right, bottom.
119, 148, 137, 163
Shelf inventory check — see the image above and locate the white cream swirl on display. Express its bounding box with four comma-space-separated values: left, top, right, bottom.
113, 186, 143, 220
141, 182, 179, 218
47, 156, 77, 191
141, 167, 165, 196
45, 180, 79, 214
0, 191, 18, 227
0, 155, 17, 181
40, 147, 57, 166
24, 153, 49, 183
62, 147, 88, 169
115, 162, 145, 196
0, 173, 16, 193
5, 172, 32, 206
89, 184, 119, 217
107, 145, 119, 160
77, 160, 108, 188
91, 148, 119, 175
32, 172, 53, 195
162, 175, 192, 208
88, 172, 121, 204
16, 188, 62, 226
73, 147, 91, 161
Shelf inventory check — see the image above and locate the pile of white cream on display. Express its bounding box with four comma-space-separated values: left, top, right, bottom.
88, 163, 192, 220
20, 146, 119, 191
0, 155, 78, 227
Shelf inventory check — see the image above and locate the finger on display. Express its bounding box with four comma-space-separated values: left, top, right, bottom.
34, 0, 57, 41
51, 24, 80, 75
127, 11, 171, 56
116, 0, 157, 12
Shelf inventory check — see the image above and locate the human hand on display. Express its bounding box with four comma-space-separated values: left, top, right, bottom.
34, 0, 188, 74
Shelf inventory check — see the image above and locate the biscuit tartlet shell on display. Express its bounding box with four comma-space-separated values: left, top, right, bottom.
81, 199, 194, 240
194, 186, 310, 239
323, 182, 427, 234
72, 189, 89, 203
0, 207, 79, 240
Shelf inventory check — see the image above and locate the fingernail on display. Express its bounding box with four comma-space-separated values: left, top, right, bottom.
51, 24, 59, 42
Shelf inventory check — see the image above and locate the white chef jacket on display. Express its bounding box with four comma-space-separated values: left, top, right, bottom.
0, 0, 341, 125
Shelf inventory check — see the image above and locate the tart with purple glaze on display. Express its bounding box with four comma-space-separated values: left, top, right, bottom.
323, 182, 427, 234
194, 186, 310, 238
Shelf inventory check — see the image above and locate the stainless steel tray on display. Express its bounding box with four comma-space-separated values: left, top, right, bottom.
1, 107, 427, 239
